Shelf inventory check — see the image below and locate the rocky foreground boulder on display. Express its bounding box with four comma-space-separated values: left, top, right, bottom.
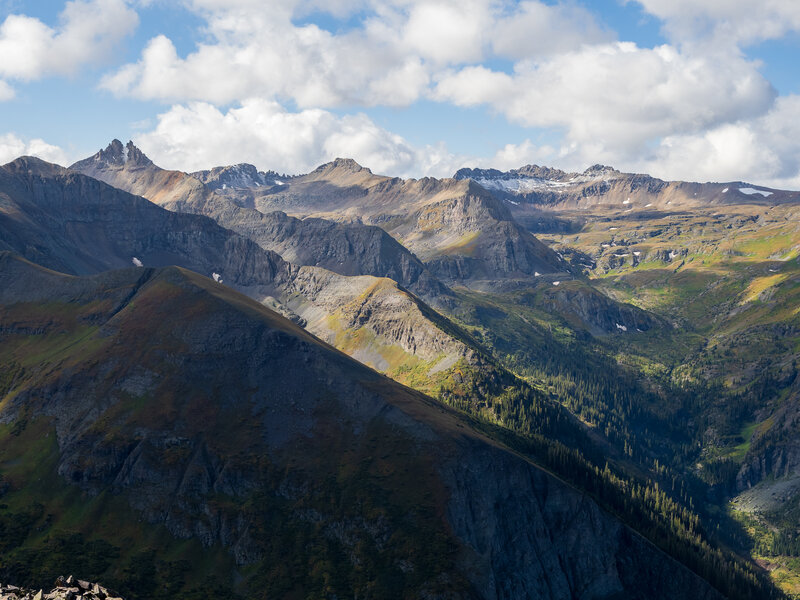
0, 576, 122, 600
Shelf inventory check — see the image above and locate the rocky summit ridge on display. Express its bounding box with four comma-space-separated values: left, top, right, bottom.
455, 162, 800, 214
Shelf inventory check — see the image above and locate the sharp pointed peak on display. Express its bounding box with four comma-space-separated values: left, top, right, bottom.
71, 139, 153, 170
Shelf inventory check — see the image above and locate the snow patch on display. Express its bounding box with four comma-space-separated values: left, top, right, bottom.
212, 272, 223, 283
645, 203, 653, 207
623, 198, 631, 205
534, 271, 541, 277
616, 323, 627, 332
552, 281, 560, 286
633, 251, 641, 256
722, 188, 729, 193
132, 257, 143, 267
739, 187, 772, 197
471, 168, 617, 195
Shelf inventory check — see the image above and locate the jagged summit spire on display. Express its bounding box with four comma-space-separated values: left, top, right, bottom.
71, 139, 153, 170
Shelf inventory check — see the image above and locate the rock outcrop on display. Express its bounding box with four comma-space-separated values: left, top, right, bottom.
0, 576, 121, 600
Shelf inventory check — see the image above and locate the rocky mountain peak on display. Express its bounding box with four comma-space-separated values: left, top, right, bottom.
75, 139, 153, 170
583, 164, 619, 177
191, 162, 284, 190
513, 164, 571, 180
453, 167, 505, 181
1, 155, 68, 177
316, 157, 371, 175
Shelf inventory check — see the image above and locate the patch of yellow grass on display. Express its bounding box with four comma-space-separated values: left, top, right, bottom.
740, 273, 789, 304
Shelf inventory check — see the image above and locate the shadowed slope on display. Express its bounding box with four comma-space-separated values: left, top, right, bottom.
0, 253, 730, 600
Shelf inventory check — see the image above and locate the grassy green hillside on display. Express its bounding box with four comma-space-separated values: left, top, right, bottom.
522, 202, 800, 596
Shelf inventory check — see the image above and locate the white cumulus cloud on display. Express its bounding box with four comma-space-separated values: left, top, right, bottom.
0, 0, 138, 86
632, 95, 800, 189
435, 42, 776, 164
0, 133, 69, 165
492, 1, 612, 58
631, 0, 800, 44
100, 0, 609, 108
0, 80, 14, 101
134, 99, 466, 178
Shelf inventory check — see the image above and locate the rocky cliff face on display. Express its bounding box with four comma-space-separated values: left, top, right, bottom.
0, 256, 727, 599
533, 281, 662, 336
252, 159, 571, 282
444, 441, 723, 600
219, 209, 450, 300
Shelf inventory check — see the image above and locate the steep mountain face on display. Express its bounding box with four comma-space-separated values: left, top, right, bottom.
191, 163, 284, 191
70, 139, 207, 209
455, 164, 800, 219
0, 254, 727, 599
0, 156, 291, 288
70, 142, 449, 299
218, 209, 450, 300
0, 156, 470, 390
252, 158, 571, 282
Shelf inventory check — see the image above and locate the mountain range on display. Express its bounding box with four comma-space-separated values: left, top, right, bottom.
2, 140, 800, 598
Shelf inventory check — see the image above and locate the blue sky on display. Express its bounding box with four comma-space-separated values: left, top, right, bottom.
1, 0, 799, 188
